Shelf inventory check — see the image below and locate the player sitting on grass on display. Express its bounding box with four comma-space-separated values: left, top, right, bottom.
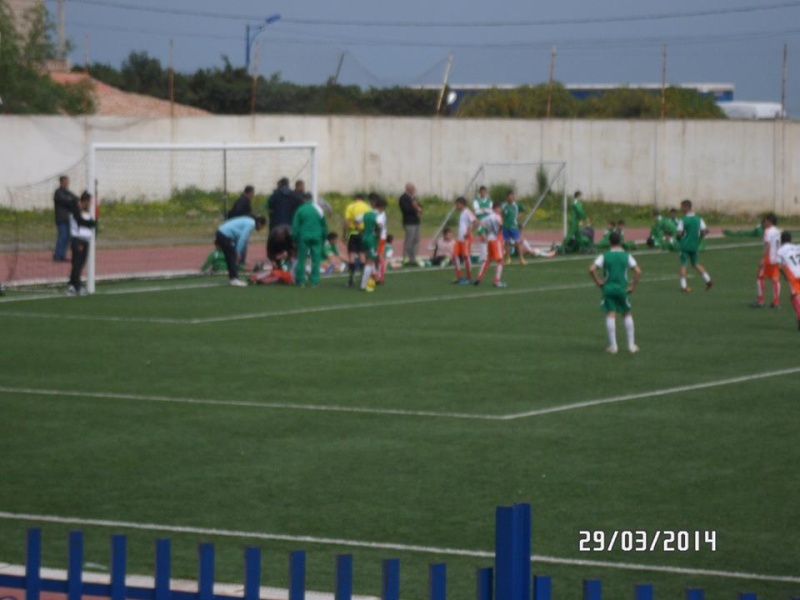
777, 231, 800, 330
452, 196, 476, 284
322, 233, 345, 276
589, 231, 642, 354
676, 199, 713, 293
751, 213, 781, 308
201, 243, 229, 275
431, 228, 455, 267
647, 210, 678, 250
474, 202, 507, 288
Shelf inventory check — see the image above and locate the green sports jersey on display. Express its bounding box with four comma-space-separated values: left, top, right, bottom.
473, 196, 493, 219
502, 202, 521, 230
361, 210, 379, 242
570, 199, 586, 223
595, 249, 636, 295
323, 240, 339, 257
679, 214, 705, 252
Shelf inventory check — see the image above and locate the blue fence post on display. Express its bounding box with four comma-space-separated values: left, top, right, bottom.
686, 590, 704, 600
110, 535, 127, 600
583, 579, 602, 600
533, 575, 551, 600
67, 531, 84, 600
25, 529, 42, 600
739, 594, 757, 600
243, 547, 261, 600
429, 563, 446, 600
495, 506, 513, 600
289, 551, 306, 600
635, 584, 653, 600
513, 504, 531, 600
155, 539, 171, 600
198, 543, 215, 600
335, 555, 353, 600
382, 558, 400, 600
476, 567, 493, 600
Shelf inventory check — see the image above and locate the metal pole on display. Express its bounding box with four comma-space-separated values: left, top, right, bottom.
781, 43, 787, 119
546, 47, 557, 118
245, 24, 251, 71
661, 45, 667, 120
436, 53, 454, 115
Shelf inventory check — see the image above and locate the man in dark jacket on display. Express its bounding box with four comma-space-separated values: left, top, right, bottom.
266, 178, 299, 231
53, 175, 79, 261
398, 182, 423, 266
228, 185, 255, 219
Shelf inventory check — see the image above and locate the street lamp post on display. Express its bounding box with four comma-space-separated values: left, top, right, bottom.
245, 14, 281, 72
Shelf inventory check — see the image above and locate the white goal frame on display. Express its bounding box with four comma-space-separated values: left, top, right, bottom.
86, 142, 319, 294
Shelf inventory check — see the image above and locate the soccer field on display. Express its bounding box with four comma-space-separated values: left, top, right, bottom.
0, 239, 798, 600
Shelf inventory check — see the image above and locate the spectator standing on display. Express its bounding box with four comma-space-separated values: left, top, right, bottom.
266, 178, 296, 231
228, 185, 256, 265
66, 192, 96, 296
398, 182, 423, 266
228, 185, 255, 219
53, 175, 79, 261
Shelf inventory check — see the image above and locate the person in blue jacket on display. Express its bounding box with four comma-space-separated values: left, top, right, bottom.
216, 215, 266, 286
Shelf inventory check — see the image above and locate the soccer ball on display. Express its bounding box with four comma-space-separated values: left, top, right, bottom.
365, 277, 376, 293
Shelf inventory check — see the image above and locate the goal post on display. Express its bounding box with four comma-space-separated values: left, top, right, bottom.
85, 141, 319, 293
434, 161, 568, 244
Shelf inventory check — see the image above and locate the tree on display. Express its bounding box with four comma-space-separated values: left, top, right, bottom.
456, 84, 579, 118
0, 0, 92, 114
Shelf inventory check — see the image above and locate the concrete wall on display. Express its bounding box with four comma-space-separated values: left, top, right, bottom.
1, 115, 797, 214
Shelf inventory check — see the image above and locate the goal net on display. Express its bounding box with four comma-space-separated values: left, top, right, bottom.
2, 142, 317, 293
434, 161, 568, 247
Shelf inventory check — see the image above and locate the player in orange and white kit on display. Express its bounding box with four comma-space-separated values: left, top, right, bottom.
452, 196, 476, 285
751, 213, 781, 308
373, 193, 389, 284
777, 231, 800, 330
473, 202, 506, 288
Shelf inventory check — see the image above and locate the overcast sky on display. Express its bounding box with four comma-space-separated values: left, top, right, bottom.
47, 0, 800, 115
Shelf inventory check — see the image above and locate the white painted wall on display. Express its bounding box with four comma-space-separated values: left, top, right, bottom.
1, 115, 797, 214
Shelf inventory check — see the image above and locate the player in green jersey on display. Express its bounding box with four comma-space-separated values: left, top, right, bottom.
676, 199, 713, 292
589, 231, 642, 354
501, 191, 527, 265
473, 186, 493, 262
292, 199, 328, 287
358, 195, 385, 290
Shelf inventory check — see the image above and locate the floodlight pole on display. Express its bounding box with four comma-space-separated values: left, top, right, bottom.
245, 14, 281, 73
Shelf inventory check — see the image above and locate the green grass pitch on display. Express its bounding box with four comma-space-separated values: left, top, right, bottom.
0, 239, 798, 600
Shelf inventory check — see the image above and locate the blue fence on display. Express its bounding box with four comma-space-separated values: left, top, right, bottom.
0, 505, 782, 600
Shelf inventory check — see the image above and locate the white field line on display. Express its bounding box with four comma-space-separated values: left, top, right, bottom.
0, 278, 671, 326
1, 365, 798, 422
0, 240, 759, 307
0, 311, 187, 324
0, 386, 501, 421
501, 366, 800, 420
0, 512, 796, 584
188, 280, 610, 325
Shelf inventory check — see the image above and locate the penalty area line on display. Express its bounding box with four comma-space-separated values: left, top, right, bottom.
0, 512, 796, 584
0, 386, 500, 421
502, 365, 800, 420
